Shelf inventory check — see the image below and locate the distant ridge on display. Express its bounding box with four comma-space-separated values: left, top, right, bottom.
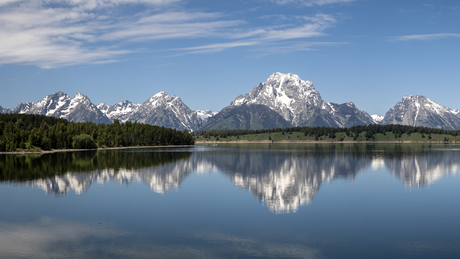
6, 92, 111, 124
3, 74, 460, 130
127, 91, 203, 132
380, 95, 460, 130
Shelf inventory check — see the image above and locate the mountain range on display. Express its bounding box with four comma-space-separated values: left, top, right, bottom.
3, 72, 460, 131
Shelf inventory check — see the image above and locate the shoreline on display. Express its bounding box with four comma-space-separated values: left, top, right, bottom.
0, 145, 195, 155
195, 140, 454, 144
2, 139, 456, 154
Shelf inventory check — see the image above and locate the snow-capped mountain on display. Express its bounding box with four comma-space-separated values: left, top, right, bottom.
11, 102, 33, 114
128, 91, 203, 131
97, 101, 140, 123
230, 72, 322, 126
10, 92, 111, 124
195, 110, 218, 122
202, 72, 374, 130
371, 114, 384, 124
380, 95, 460, 130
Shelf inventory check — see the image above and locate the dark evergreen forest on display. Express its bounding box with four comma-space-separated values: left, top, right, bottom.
0, 114, 194, 151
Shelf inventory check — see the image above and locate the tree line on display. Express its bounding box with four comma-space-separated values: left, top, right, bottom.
196, 124, 460, 140
0, 114, 194, 151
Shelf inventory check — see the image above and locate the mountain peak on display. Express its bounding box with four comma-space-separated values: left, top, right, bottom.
402, 95, 427, 101
153, 91, 167, 98
195, 110, 218, 122
74, 93, 87, 100
49, 91, 68, 98
97, 103, 109, 110
266, 72, 313, 89
346, 102, 356, 107
371, 114, 384, 124
268, 72, 300, 81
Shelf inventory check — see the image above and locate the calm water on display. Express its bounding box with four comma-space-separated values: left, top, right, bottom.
1, 143, 460, 258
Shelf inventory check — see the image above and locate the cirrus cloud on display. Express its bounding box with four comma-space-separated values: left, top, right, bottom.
0, 0, 342, 68
264, 0, 355, 6
389, 33, 460, 42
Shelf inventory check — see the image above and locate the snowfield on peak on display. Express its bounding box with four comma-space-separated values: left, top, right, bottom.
98, 101, 140, 123
371, 115, 384, 124
195, 110, 218, 122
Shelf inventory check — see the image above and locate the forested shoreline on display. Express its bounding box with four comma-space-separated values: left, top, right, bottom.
4, 113, 460, 153
0, 114, 194, 152
196, 124, 460, 142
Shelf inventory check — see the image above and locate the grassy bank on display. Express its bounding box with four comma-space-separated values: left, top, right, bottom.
195, 131, 460, 143
0, 145, 195, 155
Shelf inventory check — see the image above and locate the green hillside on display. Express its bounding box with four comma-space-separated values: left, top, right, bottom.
195, 124, 460, 143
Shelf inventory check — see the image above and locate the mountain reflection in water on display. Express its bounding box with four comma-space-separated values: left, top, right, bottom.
1, 145, 459, 213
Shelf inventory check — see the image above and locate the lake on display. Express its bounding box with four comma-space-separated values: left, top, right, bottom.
1, 143, 460, 258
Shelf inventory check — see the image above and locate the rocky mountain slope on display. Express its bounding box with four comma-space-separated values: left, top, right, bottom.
201, 104, 292, 130
380, 95, 460, 130
195, 110, 219, 122
97, 101, 140, 123
8, 92, 111, 124
128, 91, 203, 131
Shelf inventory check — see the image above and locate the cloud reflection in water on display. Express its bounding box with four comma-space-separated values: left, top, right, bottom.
0, 218, 323, 259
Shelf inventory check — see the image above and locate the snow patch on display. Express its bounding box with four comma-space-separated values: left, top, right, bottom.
195, 110, 218, 121
371, 114, 384, 123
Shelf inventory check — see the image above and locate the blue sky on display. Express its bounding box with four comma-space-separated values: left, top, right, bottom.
1, 0, 459, 116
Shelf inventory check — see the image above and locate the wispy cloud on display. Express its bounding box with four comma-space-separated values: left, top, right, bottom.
174, 14, 338, 55
0, 0, 236, 68
0, 0, 342, 68
265, 0, 355, 6
389, 33, 460, 42
98, 12, 242, 42
253, 41, 349, 56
